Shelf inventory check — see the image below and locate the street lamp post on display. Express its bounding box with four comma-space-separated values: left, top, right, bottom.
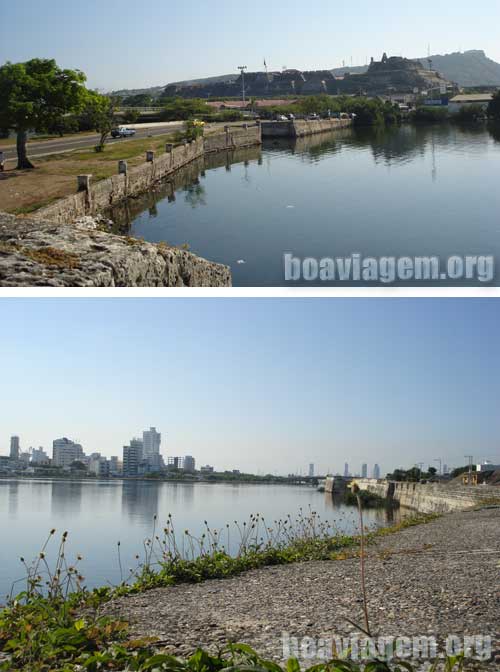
238, 66, 247, 107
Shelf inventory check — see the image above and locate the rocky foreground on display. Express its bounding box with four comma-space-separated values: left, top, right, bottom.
102, 508, 500, 668
0, 213, 231, 287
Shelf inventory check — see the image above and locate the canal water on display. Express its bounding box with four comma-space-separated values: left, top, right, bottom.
107, 123, 500, 286
0, 479, 402, 599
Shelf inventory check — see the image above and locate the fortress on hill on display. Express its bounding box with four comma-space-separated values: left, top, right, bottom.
163, 54, 451, 99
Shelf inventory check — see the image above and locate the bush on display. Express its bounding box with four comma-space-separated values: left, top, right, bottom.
185, 119, 205, 142
453, 104, 485, 123
411, 106, 449, 124
487, 90, 500, 120
122, 109, 140, 124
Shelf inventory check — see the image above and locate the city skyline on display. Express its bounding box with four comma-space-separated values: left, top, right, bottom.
1, 0, 500, 90
2, 431, 384, 478
1, 298, 499, 475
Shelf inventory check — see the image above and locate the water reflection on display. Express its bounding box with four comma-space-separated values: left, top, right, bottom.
50, 481, 83, 515
121, 480, 160, 522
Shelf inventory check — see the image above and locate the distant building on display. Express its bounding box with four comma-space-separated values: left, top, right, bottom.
10, 436, 20, 461
476, 461, 500, 472
19, 452, 31, 466
52, 438, 84, 470
30, 447, 50, 465
183, 455, 196, 472
373, 464, 381, 479
143, 427, 161, 460
308, 463, 315, 478
123, 438, 143, 477
361, 463, 368, 478
200, 465, 214, 473
146, 453, 165, 472
448, 93, 493, 114
89, 455, 110, 478
109, 456, 121, 476
167, 456, 182, 470
344, 462, 349, 478
443, 463, 449, 475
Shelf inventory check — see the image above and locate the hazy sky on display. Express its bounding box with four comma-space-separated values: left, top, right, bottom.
0, 298, 498, 476
1, 0, 499, 90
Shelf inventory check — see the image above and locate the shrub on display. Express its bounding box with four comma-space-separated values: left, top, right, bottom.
411, 106, 449, 124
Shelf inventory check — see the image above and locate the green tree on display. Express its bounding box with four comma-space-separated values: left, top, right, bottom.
0, 58, 87, 169
487, 90, 500, 120
122, 109, 140, 124
122, 93, 154, 107
80, 92, 119, 151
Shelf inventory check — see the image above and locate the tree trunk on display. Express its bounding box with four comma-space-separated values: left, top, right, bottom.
16, 130, 35, 169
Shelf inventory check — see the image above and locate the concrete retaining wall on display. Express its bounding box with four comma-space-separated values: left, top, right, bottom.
261, 118, 352, 138
36, 125, 261, 225
353, 478, 499, 513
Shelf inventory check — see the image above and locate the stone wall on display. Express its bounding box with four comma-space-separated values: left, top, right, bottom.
0, 212, 231, 287
261, 118, 352, 138
35, 125, 261, 225
353, 478, 500, 513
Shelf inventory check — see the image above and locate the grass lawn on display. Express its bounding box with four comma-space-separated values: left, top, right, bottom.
0, 131, 186, 214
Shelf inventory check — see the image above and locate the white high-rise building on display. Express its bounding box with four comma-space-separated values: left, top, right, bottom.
143, 427, 161, 459
52, 438, 84, 470
183, 455, 196, 472
308, 463, 314, 478
89, 454, 110, 478
373, 463, 381, 479
123, 439, 143, 477
10, 436, 20, 460
31, 447, 50, 465
361, 463, 368, 478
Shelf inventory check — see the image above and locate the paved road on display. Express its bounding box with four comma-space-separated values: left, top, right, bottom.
1, 123, 185, 162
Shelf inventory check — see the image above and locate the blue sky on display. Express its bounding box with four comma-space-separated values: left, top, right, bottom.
0, 298, 498, 475
1, 0, 499, 90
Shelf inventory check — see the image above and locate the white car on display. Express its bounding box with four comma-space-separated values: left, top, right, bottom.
111, 126, 136, 138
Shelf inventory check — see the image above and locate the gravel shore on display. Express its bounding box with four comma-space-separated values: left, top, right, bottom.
102, 507, 500, 668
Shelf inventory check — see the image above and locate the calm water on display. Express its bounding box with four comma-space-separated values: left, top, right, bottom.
108, 123, 500, 286
0, 479, 401, 599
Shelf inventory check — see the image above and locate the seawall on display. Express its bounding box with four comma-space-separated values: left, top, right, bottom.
352, 477, 499, 513
34, 124, 261, 225
261, 118, 352, 138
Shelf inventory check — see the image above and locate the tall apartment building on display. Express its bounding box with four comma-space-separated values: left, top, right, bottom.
308, 463, 314, 478
183, 455, 196, 472
373, 463, 381, 479
361, 463, 368, 478
143, 427, 161, 459
344, 462, 349, 478
10, 436, 20, 460
123, 438, 143, 477
52, 438, 84, 470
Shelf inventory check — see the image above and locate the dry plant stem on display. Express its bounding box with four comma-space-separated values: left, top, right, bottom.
356, 492, 371, 637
